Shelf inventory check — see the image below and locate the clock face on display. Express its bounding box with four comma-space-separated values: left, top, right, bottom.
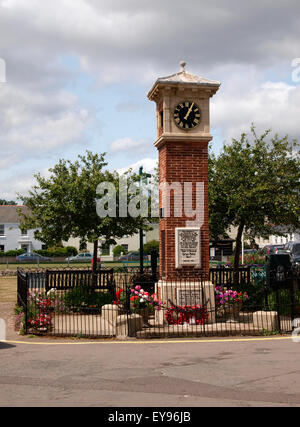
173, 101, 201, 130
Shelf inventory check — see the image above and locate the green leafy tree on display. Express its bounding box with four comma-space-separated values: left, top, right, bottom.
143, 240, 159, 255
209, 126, 300, 283
113, 245, 128, 258
19, 151, 150, 279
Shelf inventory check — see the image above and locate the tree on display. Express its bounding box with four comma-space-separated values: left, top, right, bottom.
19, 151, 150, 279
209, 126, 300, 283
143, 240, 159, 255
113, 245, 128, 258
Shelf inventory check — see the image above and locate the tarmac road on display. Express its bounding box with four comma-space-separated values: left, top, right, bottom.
0, 336, 300, 407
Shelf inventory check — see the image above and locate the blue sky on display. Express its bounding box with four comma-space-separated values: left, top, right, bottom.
0, 0, 300, 200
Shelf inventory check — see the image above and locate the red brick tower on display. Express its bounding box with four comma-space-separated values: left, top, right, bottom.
148, 63, 220, 320
148, 62, 220, 280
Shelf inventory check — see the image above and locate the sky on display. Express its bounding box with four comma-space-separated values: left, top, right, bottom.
0, 0, 300, 201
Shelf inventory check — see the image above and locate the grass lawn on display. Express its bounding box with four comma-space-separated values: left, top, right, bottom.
0, 276, 17, 303
0, 262, 124, 270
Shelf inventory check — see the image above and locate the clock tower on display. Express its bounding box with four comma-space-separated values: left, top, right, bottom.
148, 62, 220, 322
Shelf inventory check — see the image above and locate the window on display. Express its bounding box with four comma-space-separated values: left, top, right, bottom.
0, 224, 4, 236
0, 245, 4, 252
101, 242, 110, 256
20, 228, 28, 236
160, 111, 164, 128
79, 240, 87, 251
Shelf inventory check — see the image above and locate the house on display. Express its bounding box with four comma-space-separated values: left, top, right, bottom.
0, 205, 44, 253
209, 236, 234, 262
227, 225, 300, 250
65, 223, 160, 261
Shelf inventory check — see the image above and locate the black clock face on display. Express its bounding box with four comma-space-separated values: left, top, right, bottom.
173, 101, 201, 130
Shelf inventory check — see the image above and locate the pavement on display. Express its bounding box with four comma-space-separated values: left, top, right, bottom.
1, 335, 300, 407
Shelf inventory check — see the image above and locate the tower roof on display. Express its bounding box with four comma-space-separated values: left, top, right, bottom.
148, 62, 220, 100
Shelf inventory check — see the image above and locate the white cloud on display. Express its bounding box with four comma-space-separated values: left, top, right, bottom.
110, 137, 152, 154
212, 73, 300, 144
0, 0, 300, 198
0, 167, 52, 202
117, 158, 157, 175
0, 84, 91, 167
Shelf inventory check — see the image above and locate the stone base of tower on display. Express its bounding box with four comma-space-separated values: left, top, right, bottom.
155, 280, 216, 326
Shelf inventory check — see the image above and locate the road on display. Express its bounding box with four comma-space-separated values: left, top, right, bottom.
0, 336, 300, 407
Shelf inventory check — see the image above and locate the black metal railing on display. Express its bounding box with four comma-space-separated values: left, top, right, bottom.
15, 267, 300, 339
209, 266, 251, 286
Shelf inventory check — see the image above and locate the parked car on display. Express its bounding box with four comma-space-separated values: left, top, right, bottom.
260, 244, 285, 255
118, 251, 148, 262
66, 253, 93, 263
282, 242, 300, 265
17, 252, 52, 262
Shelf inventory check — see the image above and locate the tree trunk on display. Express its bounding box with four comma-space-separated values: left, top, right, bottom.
234, 222, 244, 287
92, 240, 98, 286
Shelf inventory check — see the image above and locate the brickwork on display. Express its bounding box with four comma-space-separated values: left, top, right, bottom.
148, 64, 220, 283
158, 139, 210, 281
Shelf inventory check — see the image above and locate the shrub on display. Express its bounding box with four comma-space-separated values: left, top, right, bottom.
62, 287, 113, 312
113, 245, 128, 258
0, 249, 26, 257
143, 240, 159, 255
34, 246, 78, 258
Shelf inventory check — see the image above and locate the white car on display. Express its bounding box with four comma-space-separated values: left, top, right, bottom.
66, 253, 93, 263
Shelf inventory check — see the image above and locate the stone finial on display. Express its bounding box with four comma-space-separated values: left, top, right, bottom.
180, 61, 186, 72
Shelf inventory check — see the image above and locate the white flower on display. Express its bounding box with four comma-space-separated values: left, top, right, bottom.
47, 288, 57, 297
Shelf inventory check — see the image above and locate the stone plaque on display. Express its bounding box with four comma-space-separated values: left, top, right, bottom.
175, 227, 201, 268
177, 289, 202, 306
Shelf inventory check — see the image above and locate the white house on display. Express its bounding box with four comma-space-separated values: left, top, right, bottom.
65, 223, 159, 261
227, 225, 300, 249
0, 205, 43, 253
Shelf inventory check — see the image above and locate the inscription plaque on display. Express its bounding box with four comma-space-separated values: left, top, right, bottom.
177, 289, 202, 306
175, 227, 201, 268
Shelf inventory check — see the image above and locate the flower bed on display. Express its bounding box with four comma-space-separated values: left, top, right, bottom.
113, 285, 163, 321
15, 287, 113, 334
165, 305, 209, 325
215, 286, 249, 305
